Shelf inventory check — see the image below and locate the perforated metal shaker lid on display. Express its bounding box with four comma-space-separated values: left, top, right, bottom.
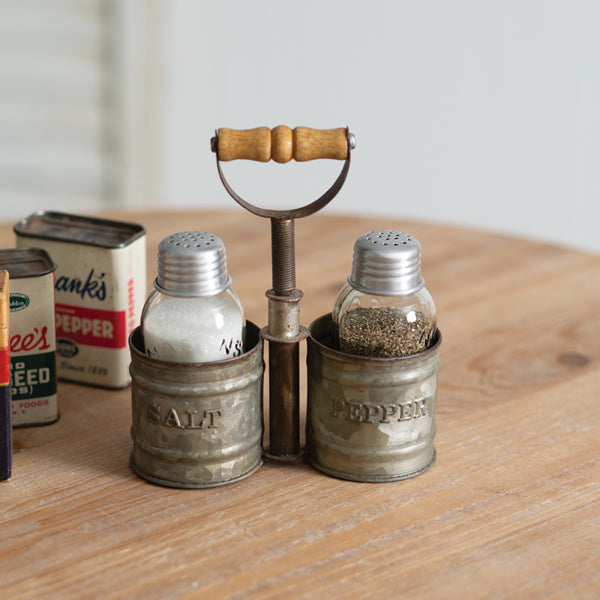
348, 230, 424, 295
154, 231, 232, 297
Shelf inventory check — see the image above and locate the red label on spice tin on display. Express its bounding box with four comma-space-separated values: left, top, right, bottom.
55, 304, 127, 349
14, 211, 146, 388
0, 349, 8, 385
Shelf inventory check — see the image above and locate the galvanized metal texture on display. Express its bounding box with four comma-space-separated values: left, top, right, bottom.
129, 321, 264, 488
306, 314, 441, 483
265, 289, 303, 340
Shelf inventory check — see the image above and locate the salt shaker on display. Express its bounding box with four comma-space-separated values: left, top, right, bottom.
142, 231, 244, 362
333, 231, 436, 357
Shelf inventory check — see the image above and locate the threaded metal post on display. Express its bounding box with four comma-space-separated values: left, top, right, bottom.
270, 218, 295, 294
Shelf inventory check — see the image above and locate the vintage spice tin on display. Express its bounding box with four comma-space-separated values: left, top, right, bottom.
306, 314, 441, 482
0, 270, 12, 479
129, 321, 264, 488
14, 211, 146, 388
0, 249, 58, 427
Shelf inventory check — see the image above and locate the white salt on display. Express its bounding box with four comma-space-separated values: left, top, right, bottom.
143, 295, 243, 363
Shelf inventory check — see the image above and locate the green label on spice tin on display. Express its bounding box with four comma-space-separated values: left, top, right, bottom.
10, 292, 30, 312
10, 351, 57, 401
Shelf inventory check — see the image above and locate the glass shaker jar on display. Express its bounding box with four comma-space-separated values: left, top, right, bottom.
142, 231, 244, 362
333, 230, 436, 358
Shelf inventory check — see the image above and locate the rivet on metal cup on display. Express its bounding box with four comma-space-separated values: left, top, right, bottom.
306, 314, 441, 483
129, 321, 264, 488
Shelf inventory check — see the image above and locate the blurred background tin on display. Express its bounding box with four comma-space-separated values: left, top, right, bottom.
0, 248, 58, 427
14, 211, 146, 388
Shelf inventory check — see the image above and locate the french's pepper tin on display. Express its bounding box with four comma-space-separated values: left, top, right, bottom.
14, 211, 146, 388
0, 248, 58, 427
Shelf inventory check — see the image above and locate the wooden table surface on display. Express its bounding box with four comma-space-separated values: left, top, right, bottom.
2, 209, 599, 599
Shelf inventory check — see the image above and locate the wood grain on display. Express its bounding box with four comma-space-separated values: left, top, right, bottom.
216, 127, 348, 162
1, 210, 599, 599
217, 127, 272, 162
292, 127, 348, 161
271, 125, 293, 163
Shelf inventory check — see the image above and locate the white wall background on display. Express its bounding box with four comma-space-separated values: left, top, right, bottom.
157, 0, 600, 253
1, 1, 598, 254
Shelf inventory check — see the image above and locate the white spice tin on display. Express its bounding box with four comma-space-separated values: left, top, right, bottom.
14, 211, 146, 389
0, 248, 58, 427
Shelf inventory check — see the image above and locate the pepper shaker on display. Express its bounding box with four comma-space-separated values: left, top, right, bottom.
333, 231, 436, 357
306, 230, 441, 482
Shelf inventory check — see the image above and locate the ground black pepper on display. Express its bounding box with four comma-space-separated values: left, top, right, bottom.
339, 306, 434, 358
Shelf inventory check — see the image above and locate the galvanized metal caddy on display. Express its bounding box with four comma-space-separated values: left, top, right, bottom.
306, 314, 441, 482
129, 321, 264, 488
129, 125, 441, 488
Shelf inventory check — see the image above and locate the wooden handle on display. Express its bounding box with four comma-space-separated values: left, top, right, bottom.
293, 127, 348, 162
217, 127, 272, 162
216, 126, 349, 162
